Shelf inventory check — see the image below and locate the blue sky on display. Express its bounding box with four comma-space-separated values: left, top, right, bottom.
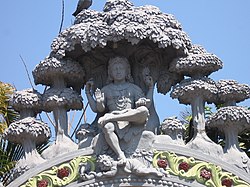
1, 0, 250, 137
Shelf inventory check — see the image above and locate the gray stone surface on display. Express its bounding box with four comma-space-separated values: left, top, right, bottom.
215, 79, 250, 106
171, 78, 223, 157
51, 0, 191, 58
9, 145, 250, 186
41, 134, 78, 160
32, 56, 85, 159
33, 56, 85, 92
159, 116, 185, 145
42, 87, 83, 112
85, 56, 154, 161
41, 87, 82, 158
171, 77, 218, 105
3, 117, 50, 179
170, 77, 217, 131
10, 88, 42, 118
153, 143, 250, 183
7, 148, 94, 187
7, 0, 250, 186
76, 123, 97, 149
169, 44, 223, 78
207, 106, 250, 173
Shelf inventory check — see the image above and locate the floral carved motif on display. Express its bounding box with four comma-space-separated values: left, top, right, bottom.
153, 150, 250, 187
21, 156, 95, 187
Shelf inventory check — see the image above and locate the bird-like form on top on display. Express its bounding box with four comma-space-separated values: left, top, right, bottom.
72, 0, 92, 17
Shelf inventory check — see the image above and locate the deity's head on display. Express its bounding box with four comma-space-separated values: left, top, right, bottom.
107, 56, 134, 83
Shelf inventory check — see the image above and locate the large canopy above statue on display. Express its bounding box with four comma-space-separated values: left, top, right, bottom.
48, 0, 192, 93
5, 1, 250, 187
51, 0, 191, 57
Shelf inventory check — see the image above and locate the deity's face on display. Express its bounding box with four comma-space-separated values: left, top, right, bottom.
110, 62, 127, 83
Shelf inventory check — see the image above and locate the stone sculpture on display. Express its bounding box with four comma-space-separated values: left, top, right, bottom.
85, 56, 154, 163
76, 123, 97, 149
79, 154, 163, 181
10, 88, 43, 118
207, 106, 250, 173
215, 79, 250, 106
4, 0, 250, 186
3, 89, 51, 180
33, 57, 84, 159
207, 80, 250, 173
169, 44, 223, 79
170, 45, 224, 157
155, 116, 185, 145
171, 78, 223, 157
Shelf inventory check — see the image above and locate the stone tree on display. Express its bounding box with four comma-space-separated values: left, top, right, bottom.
170, 78, 223, 157
169, 45, 223, 79
207, 79, 250, 173
33, 57, 84, 158
49, 0, 192, 134
6, 1, 250, 187
170, 45, 223, 156
157, 116, 185, 145
207, 106, 250, 173
3, 89, 50, 179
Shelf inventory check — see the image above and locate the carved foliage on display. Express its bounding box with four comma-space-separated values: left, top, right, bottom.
20, 151, 250, 187
153, 150, 250, 187
51, 0, 191, 58
21, 156, 95, 187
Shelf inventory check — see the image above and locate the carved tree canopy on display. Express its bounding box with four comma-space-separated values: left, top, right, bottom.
170, 77, 218, 105
215, 79, 250, 105
160, 117, 183, 134
11, 89, 42, 114
42, 87, 83, 112
32, 57, 85, 88
51, 0, 191, 58
103, 0, 133, 12
3, 117, 51, 145
206, 106, 250, 133
45, 0, 193, 95
169, 44, 223, 78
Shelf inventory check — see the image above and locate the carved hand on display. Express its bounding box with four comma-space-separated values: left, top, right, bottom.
95, 88, 104, 103
135, 97, 150, 108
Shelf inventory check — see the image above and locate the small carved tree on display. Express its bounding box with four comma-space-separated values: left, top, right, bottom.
170, 45, 224, 157
207, 79, 250, 173
3, 117, 50, 179
3, 89, 50, 179
207, 106, 250, 173
33, 57, 84, 158
160, 117, 185, 145
171, 78, 223, 157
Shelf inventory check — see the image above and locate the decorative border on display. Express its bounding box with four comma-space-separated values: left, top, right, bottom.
152, 150, 250, 187
21, 156, 95, 187
20, 151, 250, 187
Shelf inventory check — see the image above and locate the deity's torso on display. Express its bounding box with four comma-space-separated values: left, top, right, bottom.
101, 82, 145, 112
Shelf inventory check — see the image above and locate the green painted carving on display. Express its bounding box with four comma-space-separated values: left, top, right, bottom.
21, 155, 96, 187
153, 150, 250, 187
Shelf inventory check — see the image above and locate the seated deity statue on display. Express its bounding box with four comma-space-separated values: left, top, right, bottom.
85, 56, 154, 163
